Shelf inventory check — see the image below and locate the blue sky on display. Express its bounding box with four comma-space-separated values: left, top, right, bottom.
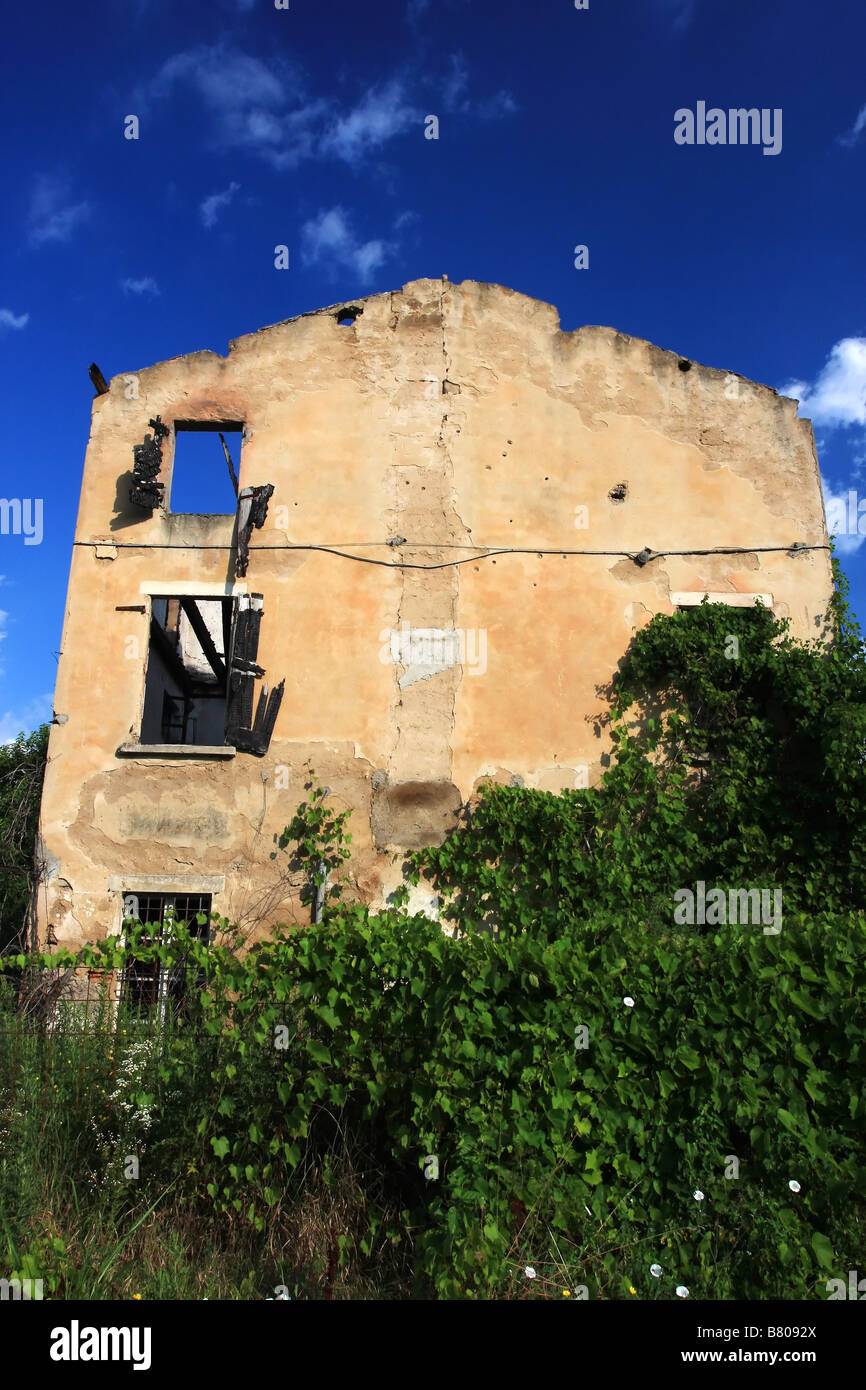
1, 0, 864, 740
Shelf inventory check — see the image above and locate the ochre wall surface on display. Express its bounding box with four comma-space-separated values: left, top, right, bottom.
36, 278, 833, 948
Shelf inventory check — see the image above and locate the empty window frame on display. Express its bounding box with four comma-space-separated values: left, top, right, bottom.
118, 892, 211, 1021
138, 592, 284, 755
140, 596, 232, 747
170, 422, 243, 515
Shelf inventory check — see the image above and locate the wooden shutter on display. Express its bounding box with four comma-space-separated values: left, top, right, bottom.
225, 594, 284, 755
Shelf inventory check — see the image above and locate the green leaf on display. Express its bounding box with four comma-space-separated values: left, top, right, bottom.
811, 1232, 834, 1269
678, 1047, 701, 1071
789, 989, 823, 1020
803, 1071, 826, 1103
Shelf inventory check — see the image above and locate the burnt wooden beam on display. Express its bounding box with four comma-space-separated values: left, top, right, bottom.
148, 617, 193, 697
130, 416, 169, 510
235, 484, 275, 578
179, 598, 226, 683
221, 602, 233, 673
89, 363, 109, 396
219, 433, 239, 498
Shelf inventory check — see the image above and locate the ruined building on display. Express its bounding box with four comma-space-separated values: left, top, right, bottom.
36, 278, 832, 958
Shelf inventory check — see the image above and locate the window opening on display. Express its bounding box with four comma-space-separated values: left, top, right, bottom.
140, 596, 231, 746
170, 422, 243, 514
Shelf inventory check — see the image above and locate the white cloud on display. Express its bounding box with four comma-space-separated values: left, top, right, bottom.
443, 52, 469, 110
145, 44, 510, 172
121, 276, 160, 297
838, 102, 866, 148
300, 206, 392, 281
654, 0, 698, 32
27, 174, 91, 246
406, 0, 431, 21
780, 338, 866, 428
441, 52, 516, 121
320, 81, 418, 162
0, 309, 29, 330
0, 693, 54, 745
476, 90, 518, 120
200, 182, 240, 229
783, 339, 866, 555
821, 480, 866, 555
146, 44, 323, 170
150, 44, 286, 114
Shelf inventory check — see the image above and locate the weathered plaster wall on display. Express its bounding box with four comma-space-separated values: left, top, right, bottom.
36, 278, 832, 948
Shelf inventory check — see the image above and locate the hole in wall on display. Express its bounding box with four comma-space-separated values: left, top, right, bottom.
170, 422, 243, 514
141, 596, 232, 746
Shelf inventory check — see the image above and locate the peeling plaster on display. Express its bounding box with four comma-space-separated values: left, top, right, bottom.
37, 278, 833, 947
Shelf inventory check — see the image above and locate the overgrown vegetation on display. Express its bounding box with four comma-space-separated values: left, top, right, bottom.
0, 723, 49, 954
1, 564, 864, 1299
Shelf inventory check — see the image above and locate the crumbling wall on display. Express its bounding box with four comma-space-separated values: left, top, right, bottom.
36, 279, 832, 948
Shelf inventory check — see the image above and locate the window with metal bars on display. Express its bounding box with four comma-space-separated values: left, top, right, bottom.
118, 893, 211, 1020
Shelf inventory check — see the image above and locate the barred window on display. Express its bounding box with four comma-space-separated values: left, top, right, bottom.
119, 893, 211, 1020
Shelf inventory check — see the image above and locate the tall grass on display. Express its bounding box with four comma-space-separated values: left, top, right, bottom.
0, 973, 413, 1300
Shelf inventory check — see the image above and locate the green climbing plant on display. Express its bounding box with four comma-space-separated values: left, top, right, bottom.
279, 777, 353, 921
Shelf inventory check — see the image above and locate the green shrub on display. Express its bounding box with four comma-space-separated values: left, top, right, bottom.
2, 559, 864, 1299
